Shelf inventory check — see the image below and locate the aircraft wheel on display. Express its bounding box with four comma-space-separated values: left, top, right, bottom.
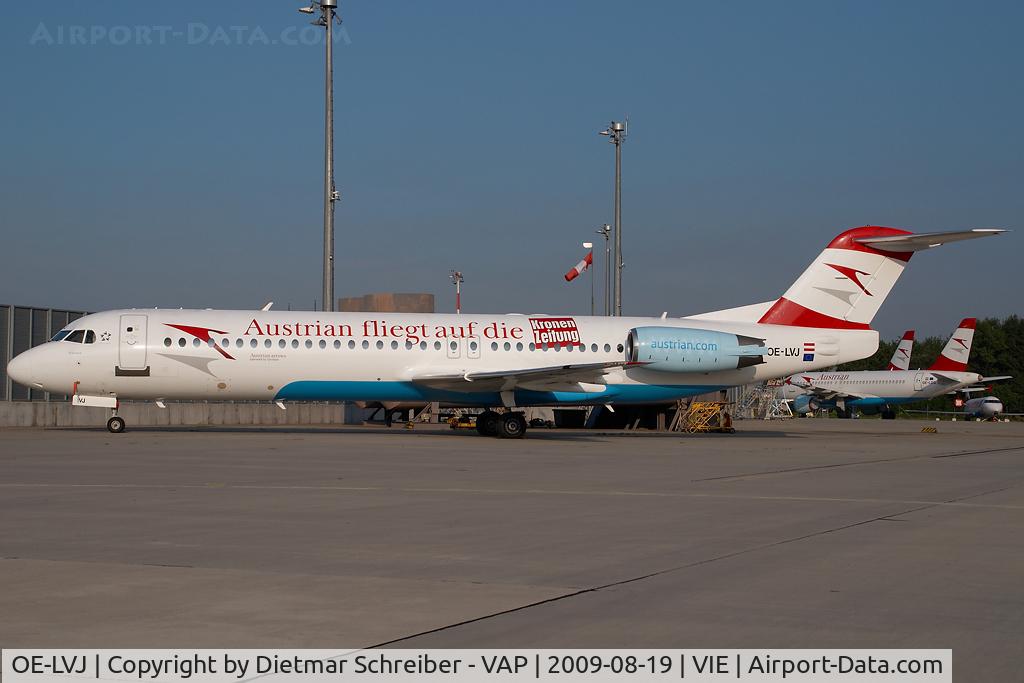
476, 410, 500, 436
498, 413, 527, 439
836, 408, 850, 419
106, 416, 126, 434
882, 410, 897, 420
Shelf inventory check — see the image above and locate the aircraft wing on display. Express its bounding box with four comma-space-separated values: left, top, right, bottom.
931, 371, 972, 384
409, 361, 630, 393
800, 385, 878, 401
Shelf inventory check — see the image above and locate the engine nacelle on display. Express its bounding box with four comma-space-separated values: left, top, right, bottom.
625, 326, 765, 373
792, 394, 820, 415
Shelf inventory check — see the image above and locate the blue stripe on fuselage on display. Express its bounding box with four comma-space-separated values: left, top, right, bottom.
273, 381, 724, 405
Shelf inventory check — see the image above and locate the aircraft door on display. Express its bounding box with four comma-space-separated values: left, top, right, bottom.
913, 372, 925, 392
118, 314, 149, 371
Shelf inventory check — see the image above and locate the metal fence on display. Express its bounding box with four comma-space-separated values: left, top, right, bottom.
1, 305, 90, 401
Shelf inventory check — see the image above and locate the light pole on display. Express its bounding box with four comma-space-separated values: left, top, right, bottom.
449, 270, 464, 314
583, 242, 594, 316
298, 0, 342, 312
595, 224, 611, 316
599, 121, 626, 316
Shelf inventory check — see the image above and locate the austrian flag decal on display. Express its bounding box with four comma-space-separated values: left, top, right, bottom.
530, 317, 580, 347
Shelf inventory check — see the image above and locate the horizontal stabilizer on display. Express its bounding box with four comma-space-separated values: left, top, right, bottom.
856, 229, 1005, 253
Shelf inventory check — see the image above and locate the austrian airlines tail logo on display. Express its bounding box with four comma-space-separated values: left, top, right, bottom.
826, 263, 873, 296
899, 348, 910, 358
164, 323, 235, 360
953, 337, 969, 350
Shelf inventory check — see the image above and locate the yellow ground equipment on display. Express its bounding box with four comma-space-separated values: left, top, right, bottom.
448, 415, 477, 430
670, 401, 735, 433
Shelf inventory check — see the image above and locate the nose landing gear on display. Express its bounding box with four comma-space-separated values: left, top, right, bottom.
106, 415, 126, 433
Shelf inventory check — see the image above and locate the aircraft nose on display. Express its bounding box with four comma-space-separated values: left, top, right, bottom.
6, 350, 35, 388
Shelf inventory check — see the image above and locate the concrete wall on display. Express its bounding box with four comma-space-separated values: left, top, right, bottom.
0, 402, 368, 428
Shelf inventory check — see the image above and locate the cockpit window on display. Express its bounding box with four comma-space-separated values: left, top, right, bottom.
84, 330, 96, 344
51, 330, 71, 342
65, 330, 85, 343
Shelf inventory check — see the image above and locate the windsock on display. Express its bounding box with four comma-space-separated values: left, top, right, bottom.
564, 251, 593, 282
887, 330, 915, 370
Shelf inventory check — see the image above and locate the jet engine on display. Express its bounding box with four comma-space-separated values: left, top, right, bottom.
792, 394, 820, 415
625, 327, 765, 373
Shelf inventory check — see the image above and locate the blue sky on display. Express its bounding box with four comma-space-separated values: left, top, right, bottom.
1, 1, 1020, 339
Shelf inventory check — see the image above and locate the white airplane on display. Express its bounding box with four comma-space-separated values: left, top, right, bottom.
888, 330, 915, 371
782, 317, 1010, 419
6, 226, 1003, 437
962, 396, 1006, 419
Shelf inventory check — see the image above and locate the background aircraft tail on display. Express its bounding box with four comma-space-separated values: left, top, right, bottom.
929, 318, 976, 371
888, 330, 915, 370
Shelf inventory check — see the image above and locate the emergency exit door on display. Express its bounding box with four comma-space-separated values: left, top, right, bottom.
118, 314, 149, 371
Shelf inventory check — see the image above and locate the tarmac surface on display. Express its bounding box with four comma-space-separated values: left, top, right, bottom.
1, 420, 1022, 677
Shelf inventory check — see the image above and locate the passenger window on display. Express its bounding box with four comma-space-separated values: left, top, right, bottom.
491, 342, 499, 351
516, 342, 523, 351
376, 340, 384, 350
164, 337, 172, 347
236, 339, 243, 348
434, 341, 441, 350
84, 331, 96, 344
469, 341, 478, 351
334, 340, 342, 349
305, 340, 313, 349
319, 340, 327, 349
504, 342, 511, 351
420, 341, 427, 350
179, 338, 187, 347
603, 344, 611, 352
65, 330, 85, 343
292, 340, 299, 349
250, 339, 258, 348
349, 340, 357, 349
279, 339, 286, 349
362, 340, 369, 349
391, 340, 398, 350
265, 339, 272, 348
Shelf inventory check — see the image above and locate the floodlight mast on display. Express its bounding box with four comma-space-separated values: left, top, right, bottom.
299, 0, 342, 311
449, 270, 464, 314
599, 121, 626, 316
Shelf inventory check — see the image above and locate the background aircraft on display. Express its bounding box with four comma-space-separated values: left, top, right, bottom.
7, 227, 1002, 436
782, 318, 1010, 419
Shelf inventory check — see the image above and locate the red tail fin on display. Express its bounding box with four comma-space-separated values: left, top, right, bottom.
929, 318, 976, 371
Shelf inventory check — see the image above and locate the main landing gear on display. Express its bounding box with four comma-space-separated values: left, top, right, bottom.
475, 410, 527, 439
